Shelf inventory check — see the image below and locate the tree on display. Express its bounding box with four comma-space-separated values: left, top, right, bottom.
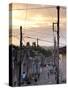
32, 42, 36, 47
26, 42, 30, 47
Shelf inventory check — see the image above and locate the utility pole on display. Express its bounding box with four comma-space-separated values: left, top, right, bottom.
37, 37, 39, 47
52, 22, 57, 66
19, 26, 22, 86
52, 6, 60, 84
56, 6, 60, 84
54, 37, 56, 65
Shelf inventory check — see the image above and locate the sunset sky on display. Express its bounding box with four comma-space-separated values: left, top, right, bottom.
9, 3, 66, 47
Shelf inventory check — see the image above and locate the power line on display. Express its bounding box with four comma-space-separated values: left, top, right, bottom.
24, 35, 65, 45
24, 32, 53, 37
11, 7, 56, 11
11, 6, 65, 11
11, 30, 54, 39
10, 33, 65, 45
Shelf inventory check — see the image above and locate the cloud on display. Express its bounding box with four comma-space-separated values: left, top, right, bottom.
9, 3, 66, 46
